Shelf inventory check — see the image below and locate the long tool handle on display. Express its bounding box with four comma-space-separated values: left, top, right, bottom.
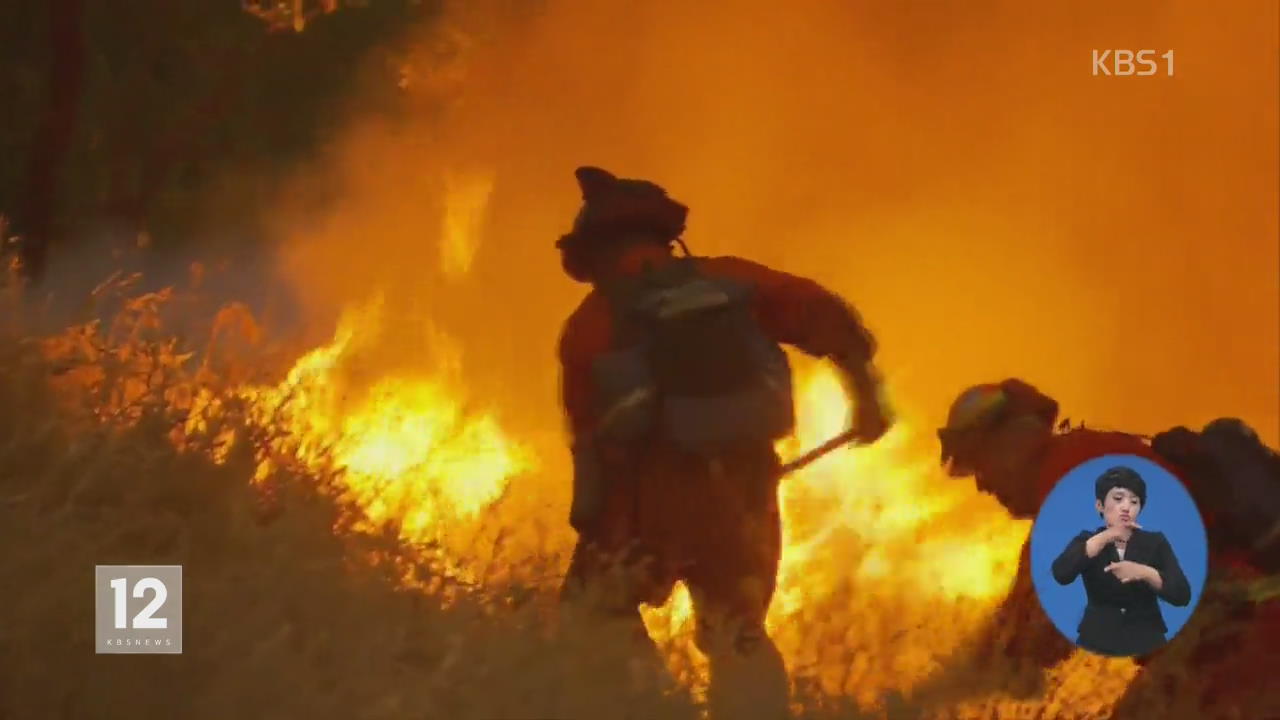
778, 428, 861, 477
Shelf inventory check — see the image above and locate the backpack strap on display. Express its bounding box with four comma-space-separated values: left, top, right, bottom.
596, 257, 702, 346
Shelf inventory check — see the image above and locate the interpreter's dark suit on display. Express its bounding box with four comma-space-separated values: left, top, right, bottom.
1051, 527, 1192, 657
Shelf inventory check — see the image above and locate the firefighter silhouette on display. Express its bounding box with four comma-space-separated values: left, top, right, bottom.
555, 166, 893, 717
935, 380, 1279, 718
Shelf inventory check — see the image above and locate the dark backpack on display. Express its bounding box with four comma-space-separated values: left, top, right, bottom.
589, 257, 794, 455
1155, 419, 1280, 570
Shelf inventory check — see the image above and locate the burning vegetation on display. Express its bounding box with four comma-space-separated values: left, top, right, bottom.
2, 264, 1142, 719
1, 1, 1274, 718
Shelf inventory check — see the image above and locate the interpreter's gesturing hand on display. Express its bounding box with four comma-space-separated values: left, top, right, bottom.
1115, 518, 1142, 539
1086, 522, 1140, 558
1105, 560, 1159, 587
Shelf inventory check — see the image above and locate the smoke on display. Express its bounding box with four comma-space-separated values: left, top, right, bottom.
268, 0, 1279, 448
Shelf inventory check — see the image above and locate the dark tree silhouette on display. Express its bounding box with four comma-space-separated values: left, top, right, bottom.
12, 0, 86, 280
0, 0, 436, 282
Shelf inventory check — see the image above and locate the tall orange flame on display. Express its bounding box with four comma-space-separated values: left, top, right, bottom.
240, 297, 534, 549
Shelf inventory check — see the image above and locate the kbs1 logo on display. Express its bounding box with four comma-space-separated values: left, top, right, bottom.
1092, 49, 1175, 77
95, 565, 183, 654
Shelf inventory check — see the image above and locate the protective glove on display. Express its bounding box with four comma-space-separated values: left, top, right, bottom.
833, 351, 894, 445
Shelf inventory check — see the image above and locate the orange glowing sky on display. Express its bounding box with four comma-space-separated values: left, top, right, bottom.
273, 0, 1279, 449
234, 4, 1278, 708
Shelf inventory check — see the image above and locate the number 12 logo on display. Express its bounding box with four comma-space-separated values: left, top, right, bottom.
95, 565, 182, 654
109, 577, 169, 629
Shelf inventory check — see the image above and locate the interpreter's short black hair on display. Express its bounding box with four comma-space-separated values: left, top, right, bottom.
1095, 466, 1148, 508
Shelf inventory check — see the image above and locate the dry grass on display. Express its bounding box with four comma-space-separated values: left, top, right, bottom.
0, 277, 713, 720
0, 277, 1138, 720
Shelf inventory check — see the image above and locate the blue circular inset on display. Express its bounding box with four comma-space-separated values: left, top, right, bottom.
1029, 454, 1208, 652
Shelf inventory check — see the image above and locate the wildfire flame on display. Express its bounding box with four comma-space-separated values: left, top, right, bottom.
37, 276, 1139, 713
638, 360, 1033, 705
440, 170, 495, 280
204, 294, 1039, 705
214, 301, 1110, 708
239, 297, 534, 553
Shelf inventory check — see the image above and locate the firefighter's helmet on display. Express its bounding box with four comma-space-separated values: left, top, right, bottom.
556, 167, 688, 281
938, 383, 1009, 469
